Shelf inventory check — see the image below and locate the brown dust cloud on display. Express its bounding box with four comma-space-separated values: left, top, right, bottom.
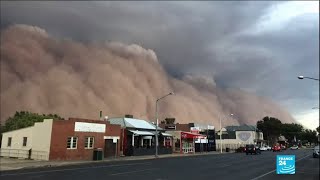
0, 24, 295, 127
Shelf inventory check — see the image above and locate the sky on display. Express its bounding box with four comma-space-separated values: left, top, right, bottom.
0, 1, 319, 130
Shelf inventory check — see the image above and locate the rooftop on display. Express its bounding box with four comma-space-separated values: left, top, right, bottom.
108, 117, 162, 130
225, 124, 256, 131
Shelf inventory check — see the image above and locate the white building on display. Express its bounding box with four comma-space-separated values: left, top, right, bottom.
215, 125, 264, 151
1, 119, 53, 160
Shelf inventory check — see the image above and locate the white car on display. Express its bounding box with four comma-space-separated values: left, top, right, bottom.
260, 146, 268, 151
313, 145, 319, 158
290, 145, 299, 150
260, 145, 271, 151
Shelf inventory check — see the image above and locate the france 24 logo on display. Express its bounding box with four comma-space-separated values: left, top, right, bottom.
276, 155, 295, 174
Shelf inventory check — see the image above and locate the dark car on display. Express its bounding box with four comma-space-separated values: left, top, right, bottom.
236, 146, 246, 153
245, 144, 261, 155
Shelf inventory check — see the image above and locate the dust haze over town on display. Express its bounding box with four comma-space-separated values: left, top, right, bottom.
1, 1, 318, 128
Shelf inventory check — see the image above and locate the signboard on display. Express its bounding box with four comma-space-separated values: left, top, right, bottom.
75, 122, 106, 133
190, 127, 200, 134
238, 132, 251, 141
165, 125, 176, 130
276, 155, 295, 174
207, 125, 215, 130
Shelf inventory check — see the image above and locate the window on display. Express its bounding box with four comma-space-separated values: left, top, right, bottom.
7, 137, 12, 147
85, 137, 94, 149
23, 137, 28, 146
67, 137, 78, 149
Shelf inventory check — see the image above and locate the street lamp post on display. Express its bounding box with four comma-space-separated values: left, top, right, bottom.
220, 113, 234, 153
297, 76, 320, 81
155, 92, 174, 158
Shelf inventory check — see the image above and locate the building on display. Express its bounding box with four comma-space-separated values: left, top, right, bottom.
215, 124, 264, 151
108, 117, 173, 156
0, 118, 121, 160
159, 122, 216, 153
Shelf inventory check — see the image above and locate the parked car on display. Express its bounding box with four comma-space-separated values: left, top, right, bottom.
260, 145, 271, 151
245, 144, 261, 155
290, 145, 299, 150
266, 146, 272, 151
273, 145, 281, 152
280, 145, 287, 150
236, 147, 246, 153
313, 145, 319, 158
260, 146, 268, 151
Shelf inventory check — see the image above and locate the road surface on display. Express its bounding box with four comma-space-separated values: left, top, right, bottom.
1, 149, 318, 180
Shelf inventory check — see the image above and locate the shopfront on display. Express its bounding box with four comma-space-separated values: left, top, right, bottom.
180, 131, 206, 154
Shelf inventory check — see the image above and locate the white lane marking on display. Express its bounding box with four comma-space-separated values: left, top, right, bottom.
110, 168, 157, 176
250, 154, 311, 180
0, 162, 152, 177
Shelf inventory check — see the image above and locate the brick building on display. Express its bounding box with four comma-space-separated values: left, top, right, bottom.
0, 118, 121, 161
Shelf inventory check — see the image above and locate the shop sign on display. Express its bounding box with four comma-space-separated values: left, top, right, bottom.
165, 125, 176, 130
75, 122, 106, 133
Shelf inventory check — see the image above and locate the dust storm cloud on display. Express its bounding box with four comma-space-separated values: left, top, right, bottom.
0, 24, 295, 127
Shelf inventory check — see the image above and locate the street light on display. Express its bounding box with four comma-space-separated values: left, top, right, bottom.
297, 76, 320, 81
219, 113, 234, 153
155, 92, 174, 157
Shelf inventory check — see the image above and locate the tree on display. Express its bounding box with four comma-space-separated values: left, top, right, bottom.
257, 116, 282, 144
164, 118, 175, 124
2, 111, 63, 133
316, 126, 320, 134
280, 123, 304, 142
299, 129, 318, 144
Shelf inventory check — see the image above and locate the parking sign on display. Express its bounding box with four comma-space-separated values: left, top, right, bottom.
276, 155, 295, 174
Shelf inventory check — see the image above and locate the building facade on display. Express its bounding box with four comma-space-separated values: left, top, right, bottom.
1, 118, 121, 161
160, 122, 216, 153
108, 117, 173, 156
215, 125, 264, 151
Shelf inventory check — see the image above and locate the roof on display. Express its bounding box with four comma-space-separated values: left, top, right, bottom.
129, 130, 154, 136
108, 117, 163, 130
161, 132, 173, 136
225, 125, 256, 131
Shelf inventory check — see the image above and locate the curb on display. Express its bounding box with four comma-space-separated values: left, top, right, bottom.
0, 151, 231, 172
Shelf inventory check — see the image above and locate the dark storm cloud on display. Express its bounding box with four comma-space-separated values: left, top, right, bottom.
0, 1, 318, 122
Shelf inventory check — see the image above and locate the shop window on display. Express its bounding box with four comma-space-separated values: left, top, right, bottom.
7, 137, 12, 147
67, 137, 78, 149
85, 137, 94, 149
23, 137, 28, 146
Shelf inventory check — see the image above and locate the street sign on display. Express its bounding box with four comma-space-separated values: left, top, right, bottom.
276, 155, 295, 174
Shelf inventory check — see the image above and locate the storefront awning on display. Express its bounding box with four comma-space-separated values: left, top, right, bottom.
129, 130, 154, 136
181, 132, 206, 139
162, 133, 173, 137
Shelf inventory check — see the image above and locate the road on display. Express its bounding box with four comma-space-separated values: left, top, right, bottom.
0, 149, 318, 180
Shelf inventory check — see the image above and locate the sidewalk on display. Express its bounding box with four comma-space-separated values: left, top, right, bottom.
0, 151, 229, 171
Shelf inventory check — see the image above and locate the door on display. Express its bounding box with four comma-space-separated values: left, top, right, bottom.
104, 139, 117, 158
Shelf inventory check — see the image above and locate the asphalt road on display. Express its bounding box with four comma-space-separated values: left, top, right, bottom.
0, 149, 318, 180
